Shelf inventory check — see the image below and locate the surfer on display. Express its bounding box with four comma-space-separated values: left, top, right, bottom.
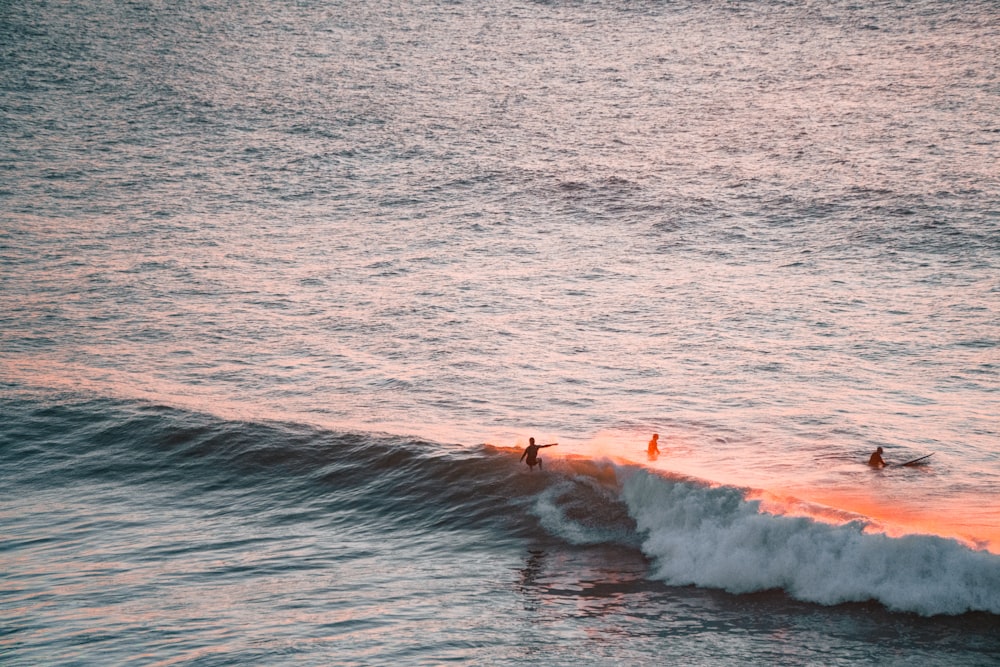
647, 433, 660, 459
520, 438, 557, 471
868, 446, 886, 468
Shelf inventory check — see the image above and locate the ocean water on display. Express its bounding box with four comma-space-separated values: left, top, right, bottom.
2, 0, 999, 664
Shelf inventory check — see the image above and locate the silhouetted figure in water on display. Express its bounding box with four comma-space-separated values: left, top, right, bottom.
520, 437, 557, 471
647, 433, 660, 459
868, 446, 886, 468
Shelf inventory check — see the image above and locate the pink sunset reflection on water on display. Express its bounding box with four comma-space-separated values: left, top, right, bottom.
515, 432, 1000, 555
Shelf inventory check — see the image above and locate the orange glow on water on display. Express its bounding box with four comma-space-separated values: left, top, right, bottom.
750, 488, 1000, 555
494, 432, 1000, 555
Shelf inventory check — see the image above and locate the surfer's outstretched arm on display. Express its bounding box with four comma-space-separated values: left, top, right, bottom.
519, 449, 527, 462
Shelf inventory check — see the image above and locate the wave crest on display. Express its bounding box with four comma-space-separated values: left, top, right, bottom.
620, 469, 1000, 616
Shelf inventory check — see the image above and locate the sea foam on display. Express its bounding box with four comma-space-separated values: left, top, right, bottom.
619, 469, 1000, 617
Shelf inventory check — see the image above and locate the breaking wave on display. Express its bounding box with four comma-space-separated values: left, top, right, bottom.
5, 397, 998, 618
618, 469, 1000, 617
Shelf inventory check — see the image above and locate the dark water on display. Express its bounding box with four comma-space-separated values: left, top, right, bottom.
2, 0, 999, 663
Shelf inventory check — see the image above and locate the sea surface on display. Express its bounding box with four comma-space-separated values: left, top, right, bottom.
2, 0, 999, 664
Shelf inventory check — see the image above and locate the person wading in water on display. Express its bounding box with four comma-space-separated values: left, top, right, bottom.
647, 433, 660, 459
868, 446, 886, 467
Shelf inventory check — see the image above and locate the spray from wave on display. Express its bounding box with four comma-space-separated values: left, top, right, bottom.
616, 468, 1000, 617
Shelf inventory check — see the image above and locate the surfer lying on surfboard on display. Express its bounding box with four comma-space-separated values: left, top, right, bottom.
520, 438, 557, 471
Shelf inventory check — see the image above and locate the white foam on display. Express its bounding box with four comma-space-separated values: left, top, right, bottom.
619, 469, 1000, 616
531, 475, 639, 547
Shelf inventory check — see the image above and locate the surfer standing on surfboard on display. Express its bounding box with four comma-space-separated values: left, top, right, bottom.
520, 438, 557, 471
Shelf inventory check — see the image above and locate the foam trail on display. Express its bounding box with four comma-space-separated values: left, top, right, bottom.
620, 469, 1000, 617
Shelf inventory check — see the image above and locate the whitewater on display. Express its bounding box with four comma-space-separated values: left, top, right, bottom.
2, 0, 999, 664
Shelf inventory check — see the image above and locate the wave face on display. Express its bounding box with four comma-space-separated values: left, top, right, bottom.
5, 396, 999, 621
1, 397, 542, 542
7, 395, 1000, 667
619, 469, 1000, 617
